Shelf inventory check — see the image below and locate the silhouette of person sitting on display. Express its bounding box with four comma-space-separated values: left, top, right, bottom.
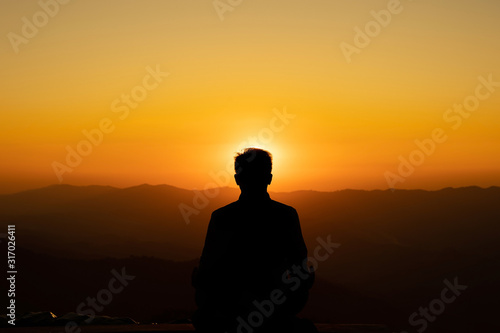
192, 148, 318, 333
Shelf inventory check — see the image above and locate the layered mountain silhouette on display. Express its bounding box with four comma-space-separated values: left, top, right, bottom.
1, 184, 499, 332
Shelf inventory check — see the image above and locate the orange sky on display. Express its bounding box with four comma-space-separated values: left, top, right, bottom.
1, 0, 499, 194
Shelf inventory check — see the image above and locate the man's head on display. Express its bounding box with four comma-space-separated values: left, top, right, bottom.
234, 148, 273, 191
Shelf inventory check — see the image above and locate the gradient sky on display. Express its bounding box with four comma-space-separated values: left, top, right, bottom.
1, 0, 499, 194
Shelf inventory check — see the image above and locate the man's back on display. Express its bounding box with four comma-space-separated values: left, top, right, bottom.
196, 192, 307, 300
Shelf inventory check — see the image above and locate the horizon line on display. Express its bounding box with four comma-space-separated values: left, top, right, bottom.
2, 182, 499, 196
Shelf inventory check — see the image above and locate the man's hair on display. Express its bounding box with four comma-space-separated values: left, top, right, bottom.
234, 148, 272, 177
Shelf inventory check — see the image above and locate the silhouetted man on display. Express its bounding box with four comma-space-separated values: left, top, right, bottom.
192, 148, 317, 333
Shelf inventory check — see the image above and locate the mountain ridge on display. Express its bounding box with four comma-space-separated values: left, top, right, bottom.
2, 182, 499, 197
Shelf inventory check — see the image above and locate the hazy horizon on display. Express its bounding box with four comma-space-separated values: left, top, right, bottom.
2, 180, 499, 196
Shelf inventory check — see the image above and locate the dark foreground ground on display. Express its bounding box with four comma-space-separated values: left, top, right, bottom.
1, 323, 391, 333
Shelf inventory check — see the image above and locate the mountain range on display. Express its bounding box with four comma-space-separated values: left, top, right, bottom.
1, 184, 499, 332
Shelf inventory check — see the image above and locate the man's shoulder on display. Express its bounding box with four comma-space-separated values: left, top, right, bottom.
211, 199, 297, 215
269, 199, 297, 214
211, 201, 239, 216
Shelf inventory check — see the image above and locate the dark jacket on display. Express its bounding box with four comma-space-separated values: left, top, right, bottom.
193, 192, 310, 315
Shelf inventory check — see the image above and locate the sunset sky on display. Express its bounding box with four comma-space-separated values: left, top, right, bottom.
1, 0, 499, 194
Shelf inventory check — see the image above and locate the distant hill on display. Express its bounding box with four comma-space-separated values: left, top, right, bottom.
1, 184, 499, 260
1, 184, 499, 331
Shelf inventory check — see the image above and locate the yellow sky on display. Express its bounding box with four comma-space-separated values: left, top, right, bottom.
1, 0, 499, 194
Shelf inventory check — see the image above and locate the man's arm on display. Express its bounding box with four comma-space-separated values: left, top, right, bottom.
198, 211, 220, 276
289, 208, 308, 265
